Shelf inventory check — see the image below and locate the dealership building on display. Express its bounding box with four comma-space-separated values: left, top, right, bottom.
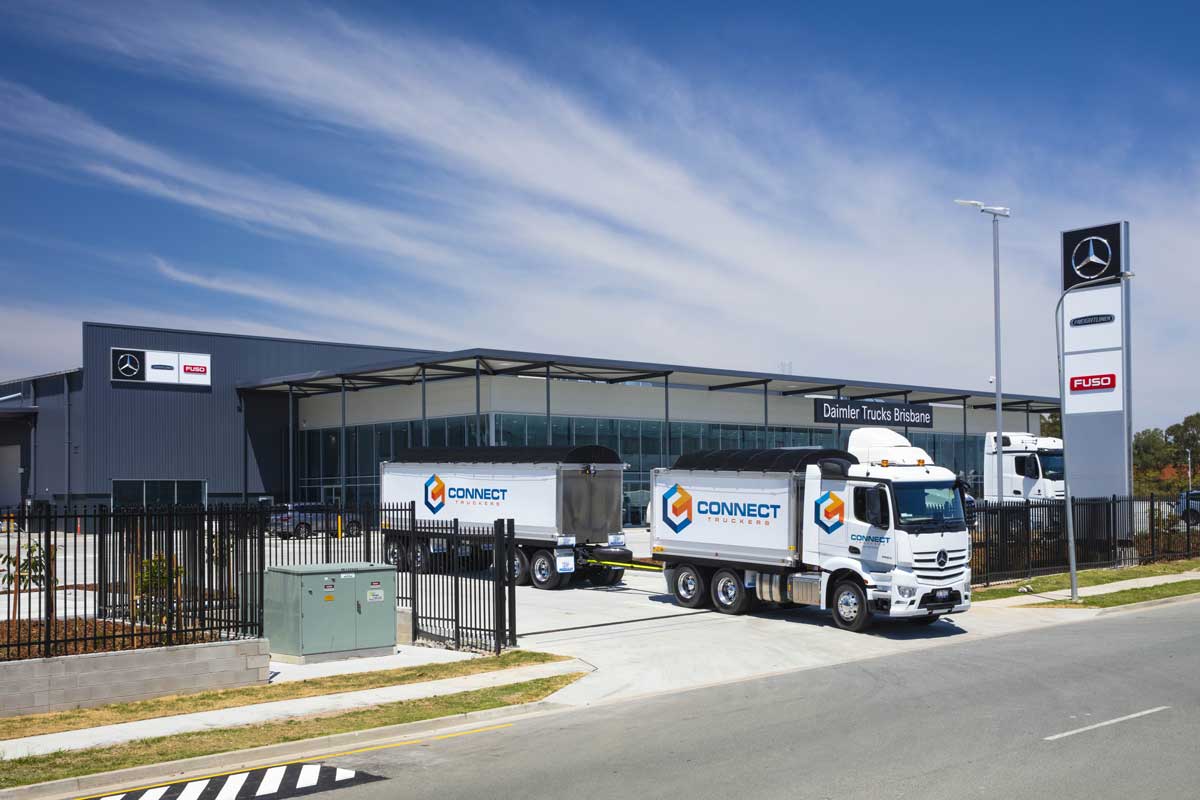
0, 322, 1057, 523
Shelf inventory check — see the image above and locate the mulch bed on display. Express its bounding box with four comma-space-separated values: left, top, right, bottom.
0, 618, 221, 661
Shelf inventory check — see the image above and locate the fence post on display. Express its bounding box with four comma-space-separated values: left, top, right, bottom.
1188, 499, 1193, 559
1025, 499, 1032, 580
42, 504, 53, 659
166, 505, 175, 646
451, 519, 461, 650
506, 519, 517, 647
256, 506, 266, 637
492, 519, 504, 655
409, 501, 418, 645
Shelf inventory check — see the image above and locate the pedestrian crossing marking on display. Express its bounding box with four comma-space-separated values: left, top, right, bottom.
78, 763, 383, 800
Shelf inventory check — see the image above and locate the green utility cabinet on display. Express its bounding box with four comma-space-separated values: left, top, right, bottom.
264, 563, 397, 663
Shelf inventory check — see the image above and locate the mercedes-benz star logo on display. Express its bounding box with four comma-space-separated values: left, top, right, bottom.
1070, 236, 1112, 280
117, 353, 140, 377
936, 549, 949, 568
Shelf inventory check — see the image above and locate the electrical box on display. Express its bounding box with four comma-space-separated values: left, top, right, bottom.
264, 562, 397, 664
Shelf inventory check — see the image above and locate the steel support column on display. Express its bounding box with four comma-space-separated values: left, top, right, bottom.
240, 391, 248, 503
420, 365, 427, 447
664, 374, 671, 463
339, 379, 347, 503
836, 386, 842, 448
288, 384, 295, 505
763, 383, 769, 444
475, 359, 482, 447
903, 391, 910, 437
546, 363, 552, 445
962, 398, 968, 481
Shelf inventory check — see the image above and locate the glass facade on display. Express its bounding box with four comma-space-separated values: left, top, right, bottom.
298, 412, 985, 525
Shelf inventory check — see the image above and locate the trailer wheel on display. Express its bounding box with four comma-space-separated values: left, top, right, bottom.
831, 580, 872, 632
530, 550, 567, 590
672, 564, 709, 608
710, 569, 750, 615
512, 548, 531, 586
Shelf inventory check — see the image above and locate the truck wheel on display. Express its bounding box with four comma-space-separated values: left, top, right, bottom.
831, 580, 872, 632
383, 539, 405, 568
710, 569, 750, 615
512, 549, 531, 586
601, 567, 624, 586
1186, 510, 1200, 526
909, 614, 941, 626
410, 541, 432, 574
530, 550, 566, 590
295, 523, 311, 539
347, 520, 362, 537
672, 564, 709, 608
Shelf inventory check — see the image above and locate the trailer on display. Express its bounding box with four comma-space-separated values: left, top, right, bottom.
380, 446, 632, 589
652, 429, 973, 631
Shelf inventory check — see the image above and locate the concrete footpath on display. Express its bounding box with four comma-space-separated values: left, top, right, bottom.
0, 658, 590, 759
980, 570, 1200, 607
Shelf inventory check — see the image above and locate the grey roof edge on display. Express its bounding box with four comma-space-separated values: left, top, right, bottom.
0, 366, 83, 387
83, 320, 442, 356
237, 345, 1059, 406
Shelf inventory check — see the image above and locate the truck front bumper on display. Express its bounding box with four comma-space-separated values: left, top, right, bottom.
870, 575, 972, 618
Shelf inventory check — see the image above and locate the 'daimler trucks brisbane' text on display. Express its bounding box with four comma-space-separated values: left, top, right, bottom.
380, 446, 631, 589
651, 429, 973, 631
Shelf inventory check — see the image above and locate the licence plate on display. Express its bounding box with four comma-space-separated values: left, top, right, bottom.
935, 589, 950, 600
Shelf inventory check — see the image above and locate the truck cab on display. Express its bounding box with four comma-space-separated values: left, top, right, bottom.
984, 432, 1065, 501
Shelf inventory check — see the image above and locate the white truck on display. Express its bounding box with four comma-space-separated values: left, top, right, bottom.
379, 446, 632, 589
651, 429, 973, 631
983, 432, 1065, 501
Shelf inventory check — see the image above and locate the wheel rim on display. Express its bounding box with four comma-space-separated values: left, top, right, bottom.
676, 571, 698, 600
837, 589, 860, 622
386, 544, 400, 564
512, 556, 523, 578
715, 575, 739, 606
534, 556, 552, 583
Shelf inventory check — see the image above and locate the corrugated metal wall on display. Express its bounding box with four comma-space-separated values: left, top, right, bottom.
75, 323, 433, 502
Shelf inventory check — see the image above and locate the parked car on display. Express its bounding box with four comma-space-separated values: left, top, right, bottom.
1176, 491, 1200, 526
270, 504, 362, 539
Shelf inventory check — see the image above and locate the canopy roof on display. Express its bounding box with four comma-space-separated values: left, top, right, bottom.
239, 346, 1058, 413
671, 447, 857, 472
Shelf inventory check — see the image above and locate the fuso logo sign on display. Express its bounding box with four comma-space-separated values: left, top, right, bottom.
182, 364, 208, 374
1070, 373, 1116, 392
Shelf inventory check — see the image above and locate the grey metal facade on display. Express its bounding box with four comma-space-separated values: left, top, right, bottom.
0, 323, 433, 505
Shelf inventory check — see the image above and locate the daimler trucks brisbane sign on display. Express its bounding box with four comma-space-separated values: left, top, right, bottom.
110, 348, 212, 386
814, 398, 934, 429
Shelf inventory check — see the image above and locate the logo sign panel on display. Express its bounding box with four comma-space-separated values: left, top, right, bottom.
661, 483, 693, 533
814, 398, 934, 429
1069, 373, 1116, 393
1061, 222, 1123, 291
1070, 314, 1114, 327
110, 348, 211, 386
1062, 350, 1123, 415
814, 490, 845, 534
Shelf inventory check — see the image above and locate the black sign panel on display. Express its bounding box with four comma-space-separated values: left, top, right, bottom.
814, 398, 934, 429
1061, 222, 1123, 291
1070, 313, 1115, 327
110, 348, 146, 382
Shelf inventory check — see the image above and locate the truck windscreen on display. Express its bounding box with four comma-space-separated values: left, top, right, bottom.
893, 482, 965, 533
1038, 451, 1065, 481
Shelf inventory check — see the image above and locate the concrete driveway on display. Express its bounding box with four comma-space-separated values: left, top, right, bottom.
517, 568, 1105, 705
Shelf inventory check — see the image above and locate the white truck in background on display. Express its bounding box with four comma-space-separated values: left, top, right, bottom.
379, 446, 632, 589
984, 432, 1065, 501
651, 429, 973, 631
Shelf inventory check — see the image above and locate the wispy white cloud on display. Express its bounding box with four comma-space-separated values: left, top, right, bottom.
0, 2, 1197, 426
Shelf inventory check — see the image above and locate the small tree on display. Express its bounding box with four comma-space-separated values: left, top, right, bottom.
1, 542, 59, 623
134, 553, 184, 628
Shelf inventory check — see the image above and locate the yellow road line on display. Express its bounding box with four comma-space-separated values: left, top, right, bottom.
585, 559, 663, 571
72, 724, 513, 800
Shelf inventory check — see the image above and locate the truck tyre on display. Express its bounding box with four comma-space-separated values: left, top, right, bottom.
909, 614, 941, 626
831, 579, 872, 632
601, 567, 624, 586
1186, 510, 1200, 526
384, 539, 404, 568
530, 550, 567, 590
512, 549, 531, 586
710, 568, 750, 615
295, 522, 311, 539
347, 520, 362, 537
410, 541, 432, 574
672, 564, 709, 608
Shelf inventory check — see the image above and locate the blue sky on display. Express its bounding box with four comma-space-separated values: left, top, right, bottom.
0, 1, 1197, 427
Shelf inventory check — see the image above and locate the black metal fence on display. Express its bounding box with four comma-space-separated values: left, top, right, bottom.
1, 505, 263, 662
0, 502, 516, 660
971, 495, 1196, 585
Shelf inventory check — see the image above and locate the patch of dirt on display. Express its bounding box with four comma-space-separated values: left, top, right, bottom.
1, 618, 221, 661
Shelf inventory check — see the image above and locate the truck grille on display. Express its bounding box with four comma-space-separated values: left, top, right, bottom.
912, 548, 968, 584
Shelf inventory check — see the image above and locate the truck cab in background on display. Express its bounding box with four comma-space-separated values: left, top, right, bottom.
984, 432, 1065, 501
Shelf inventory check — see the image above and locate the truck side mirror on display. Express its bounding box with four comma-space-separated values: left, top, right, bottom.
866, 486, 889, 528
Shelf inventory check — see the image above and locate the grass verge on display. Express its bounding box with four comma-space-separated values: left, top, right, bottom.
1029, 579, 1200, 609
0, 673, 581, 790
0, 650, 566, 741
972, 558, 1200, 602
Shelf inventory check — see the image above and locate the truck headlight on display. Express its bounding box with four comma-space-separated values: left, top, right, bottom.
897, 585, 917, 599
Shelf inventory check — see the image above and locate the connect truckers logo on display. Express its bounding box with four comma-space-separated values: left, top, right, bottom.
661, 484, 693, 533
424, 474, 446, 514
815, 490, 845, 534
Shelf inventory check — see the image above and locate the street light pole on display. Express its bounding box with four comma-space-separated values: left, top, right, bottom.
956, 199, 1010, 512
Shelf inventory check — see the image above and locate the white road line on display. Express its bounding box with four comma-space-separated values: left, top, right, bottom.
256, 766, 288, 796
100, 795, 125, 800
334, 769, 356, 782
140, 787, 169, 800
176, 780, 210, 800
295, 765, 321, 789
1044, 706, 1171, 741
215, 772, 249, 800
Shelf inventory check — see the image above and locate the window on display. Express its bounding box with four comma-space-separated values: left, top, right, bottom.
1013, 455, 1027, 476
376, 425, 392, 464
499, 414, 525, 447
551, 416, 571, 446
356, 425, 374, 477
322, 430, 340, 477
852, 486, 889, 527
447, 416, 466, 447
527, 416, 548, 446
427, 418, 447, 448
574, 417, 597, 445
893, 482, 965, 532
111, 480, 207, 507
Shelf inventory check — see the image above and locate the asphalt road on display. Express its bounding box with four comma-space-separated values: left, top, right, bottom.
333, 600, 1200, 800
